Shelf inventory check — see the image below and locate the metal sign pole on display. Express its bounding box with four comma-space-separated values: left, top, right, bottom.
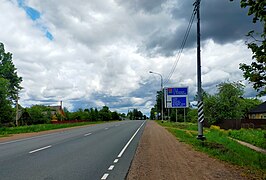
196, 0, 205, 140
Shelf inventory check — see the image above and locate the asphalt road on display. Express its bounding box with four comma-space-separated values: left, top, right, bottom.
0, 120, 146, 180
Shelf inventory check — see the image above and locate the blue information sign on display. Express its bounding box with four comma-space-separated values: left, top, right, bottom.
172, 97, 187, 108
167, 87, 188, 95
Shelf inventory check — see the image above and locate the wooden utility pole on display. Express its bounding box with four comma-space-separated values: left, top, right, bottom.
16, 94, 19, 126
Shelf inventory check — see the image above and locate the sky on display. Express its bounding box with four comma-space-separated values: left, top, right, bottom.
0, 0, 264, 115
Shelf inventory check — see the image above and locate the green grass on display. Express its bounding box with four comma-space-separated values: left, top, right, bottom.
228, 128, 266, 149
0, 121, 106, 136
157, 121, 266, 177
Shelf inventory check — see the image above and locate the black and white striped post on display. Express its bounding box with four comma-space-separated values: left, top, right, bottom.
195, 0, 205, 140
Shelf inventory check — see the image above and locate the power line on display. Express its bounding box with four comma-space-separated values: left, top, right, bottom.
164, 2, 197, 85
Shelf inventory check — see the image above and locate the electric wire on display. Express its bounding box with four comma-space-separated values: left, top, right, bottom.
163, 2, 198, 86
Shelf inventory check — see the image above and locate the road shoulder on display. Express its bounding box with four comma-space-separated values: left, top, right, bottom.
127, 120, 248, 180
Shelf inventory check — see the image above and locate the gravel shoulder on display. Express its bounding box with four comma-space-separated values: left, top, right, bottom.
127, 121, 249, 180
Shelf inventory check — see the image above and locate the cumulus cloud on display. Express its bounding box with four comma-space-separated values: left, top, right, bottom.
0, 0, 263, 116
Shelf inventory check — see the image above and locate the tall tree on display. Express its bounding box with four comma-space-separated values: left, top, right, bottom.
0, 78, 13, 125
203, 81, 261, 125
99, 106, 111, 121
230, 0, 266, 96
0, 42, 22, 102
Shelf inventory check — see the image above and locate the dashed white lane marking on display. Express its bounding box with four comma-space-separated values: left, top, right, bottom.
84, 133, 92, 136
29, 145, 52, 154
0, 133, 57, 145
108, 165, 114, 171
101, 173, 109, 180
100, 121, 146, 179
105, 128, 109, 130
117, 121, 145, 158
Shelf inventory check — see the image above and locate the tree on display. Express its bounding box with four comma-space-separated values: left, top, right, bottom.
0, 42, 22, 102
230, 0, 266, 96
203, 81, 261, 125
0, 78, 14, 125
111, 111, 120, 120
150, 107, 156, 120
99, 106, 111, 121
155, 90, 165, 119
27, 105, 51, 124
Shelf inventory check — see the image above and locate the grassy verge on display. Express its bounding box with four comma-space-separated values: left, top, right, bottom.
228, 128, 266, 149
0, 121, 107, 136
157, 121, 266, 178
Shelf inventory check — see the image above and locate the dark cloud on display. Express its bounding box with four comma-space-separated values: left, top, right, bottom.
115, 0, 165, 13
139, 0, 262, 56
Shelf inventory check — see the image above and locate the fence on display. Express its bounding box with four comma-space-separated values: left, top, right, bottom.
216, 119, 266, 130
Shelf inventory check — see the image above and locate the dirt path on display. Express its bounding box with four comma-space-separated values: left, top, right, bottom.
127, 121, 249, 180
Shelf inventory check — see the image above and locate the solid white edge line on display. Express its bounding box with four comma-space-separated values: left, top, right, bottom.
101, 173, 109, 180
29, 145, 52, 154
113, 159, 119, 163
108, 165, 114, 171
117, 121, 145, 158
84, 133, 92, 136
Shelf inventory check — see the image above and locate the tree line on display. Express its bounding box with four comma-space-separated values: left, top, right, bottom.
16, 105, 126, 126
150, 81, 261, 125
127, 109, 147, 120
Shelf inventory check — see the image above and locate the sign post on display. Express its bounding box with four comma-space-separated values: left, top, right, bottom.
164, 87, 189, 109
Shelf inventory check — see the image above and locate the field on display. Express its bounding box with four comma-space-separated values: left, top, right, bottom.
158, 121, 266, 178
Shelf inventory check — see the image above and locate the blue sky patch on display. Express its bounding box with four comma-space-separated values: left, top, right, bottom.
24, 6, 40, 20
17, 0, 54, 41
45, 31, 54, 40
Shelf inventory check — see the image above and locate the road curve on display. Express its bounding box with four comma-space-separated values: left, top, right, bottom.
0, 120, 146, 180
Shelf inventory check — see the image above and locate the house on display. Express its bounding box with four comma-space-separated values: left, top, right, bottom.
48, 101, 66, 120
248, 101, 266, 119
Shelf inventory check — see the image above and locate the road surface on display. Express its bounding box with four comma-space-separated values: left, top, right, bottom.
0, 120, 146, 180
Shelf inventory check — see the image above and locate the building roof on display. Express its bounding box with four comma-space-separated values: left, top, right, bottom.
249, 101, 266, 114
49, 106, 61, 111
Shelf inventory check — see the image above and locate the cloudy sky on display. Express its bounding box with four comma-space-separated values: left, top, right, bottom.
0, 0, 263, 115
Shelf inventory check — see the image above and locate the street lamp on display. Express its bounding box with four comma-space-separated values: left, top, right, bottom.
149, 71, 164, 122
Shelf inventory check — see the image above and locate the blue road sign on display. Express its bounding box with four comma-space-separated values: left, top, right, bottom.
172, 97, 187, 108
167, 87, 188, 95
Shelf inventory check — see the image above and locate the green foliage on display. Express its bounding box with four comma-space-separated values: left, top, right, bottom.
0, 121, 105, 136
159, 121, 266, 174
62, 106, 122, 122
99, 106, 111, 121
230, 0, 266, 96
111, 111, 120, 120
0, 42, 22, 102
186, 108, 198, 123
239, 98, 262, 118
203, 81, 261, 125
128, 108, 144, 120
0, 43, 22, 125
150, 107, 156, 120
27, 105, 51, 124
0, 78, 14, 125
155, 90, 165, 119
229, 128, 266, 149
